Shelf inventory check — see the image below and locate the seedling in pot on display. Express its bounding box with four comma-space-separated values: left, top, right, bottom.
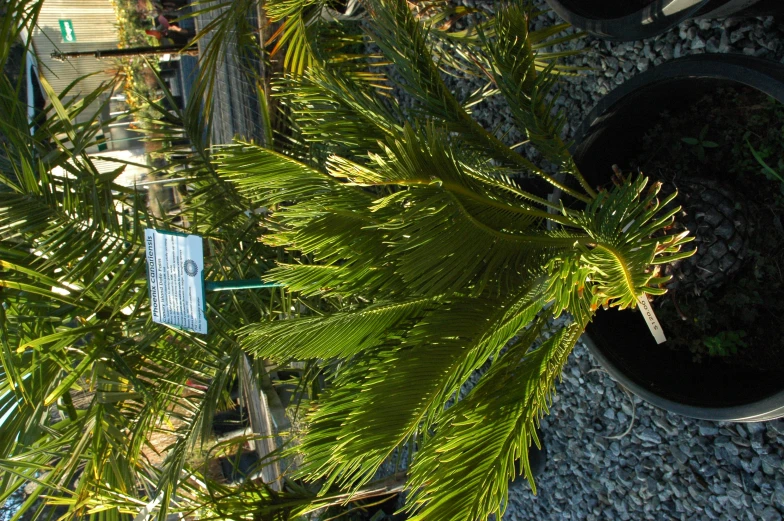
747, 138, 784, 194
704, 330, 748, 357
681, 124, 720, 161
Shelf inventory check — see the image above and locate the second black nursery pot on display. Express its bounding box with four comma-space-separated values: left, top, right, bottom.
544, 0, 784, 41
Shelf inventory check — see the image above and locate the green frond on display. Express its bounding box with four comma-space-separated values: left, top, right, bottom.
216, 142, 373, 209
239, 296, 437, 360
270, 208, 385, 261
364, 0, 461, 123
485, 4, 571, 169
264, 0, 323, 21
262, 123, 579, 296
273, 65, 401, 155
287, 347, 390, 490
264, 260, 401, 299
405, 319, 586, 521
421, 4, 586, 80
216, 133, 576, 299
376, 184, 579, 296
559, 175, 694, 310
363, 0, 590, 203
264, 0, 326, 76
373, 125, 577, 226
291, 281, 549, 492
215, 143, 418, 297
263, 263, 345, 296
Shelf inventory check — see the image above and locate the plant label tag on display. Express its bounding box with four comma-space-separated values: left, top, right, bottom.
637, 294, 665, 344
145, 229, 207, 334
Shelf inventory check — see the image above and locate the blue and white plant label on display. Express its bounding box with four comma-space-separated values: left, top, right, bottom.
145, 229, 207, 334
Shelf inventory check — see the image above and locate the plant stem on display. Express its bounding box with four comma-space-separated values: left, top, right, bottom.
571, 162, 598, 199
369, 179, 580, 227
456, 109, 593, 204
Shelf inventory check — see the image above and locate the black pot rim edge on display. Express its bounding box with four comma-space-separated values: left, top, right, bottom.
583, 335, 784, 422
571, 53, 784, 422
574, 53, 784, 146
544, 0, 710, 41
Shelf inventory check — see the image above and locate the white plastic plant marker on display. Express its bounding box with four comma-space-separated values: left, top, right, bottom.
637, 293, 666, 344
145, 228, 208, 334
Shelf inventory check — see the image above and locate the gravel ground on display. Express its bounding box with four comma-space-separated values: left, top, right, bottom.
482, 6, 784, 521
507, 341, 784, 521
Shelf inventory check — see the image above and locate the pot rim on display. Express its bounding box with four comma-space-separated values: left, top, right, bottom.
574, 54, 784, 147
583, 334, 784, 421
544, 0, 709, 41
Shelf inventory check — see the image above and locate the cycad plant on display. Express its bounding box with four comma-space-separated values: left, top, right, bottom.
211, 0, 694, 519
0, 0, 695, 520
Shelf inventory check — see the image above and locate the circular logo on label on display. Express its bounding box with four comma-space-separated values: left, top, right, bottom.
184, 259, 199, 277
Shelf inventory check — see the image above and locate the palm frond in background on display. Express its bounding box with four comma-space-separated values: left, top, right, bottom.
0, 2, 292, 520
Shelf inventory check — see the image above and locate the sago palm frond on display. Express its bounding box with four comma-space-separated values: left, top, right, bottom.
273, 65, 402, 157
405, 319, 585, 520
291, 281, 548, 493
207, 2, 696, 519
418, 0, 586, 82
364, 0, 591, 204
240, 296, 438, 360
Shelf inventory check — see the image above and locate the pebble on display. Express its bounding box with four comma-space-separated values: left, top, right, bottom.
637, 429, 663, 445
699, 424, 720, 437
691, 36, 707, 50
719, 29, 731, 52
761, 454, 783, 475
762, 507, 783, 521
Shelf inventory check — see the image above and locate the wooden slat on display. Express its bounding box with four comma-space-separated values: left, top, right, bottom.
240, 354, 281, 491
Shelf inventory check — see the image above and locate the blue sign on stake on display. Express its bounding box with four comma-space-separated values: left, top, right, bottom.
145, 229, 208, 334
144, 228, 285, 335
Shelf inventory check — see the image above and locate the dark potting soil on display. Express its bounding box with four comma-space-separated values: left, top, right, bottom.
562, 0, 657, 19
628, 86, 784, 375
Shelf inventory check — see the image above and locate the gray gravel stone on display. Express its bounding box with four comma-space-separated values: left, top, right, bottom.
761, 454, 783, 475
636, 429, 662, 445
691, 35, 707, 50
700, 424, 720, 436
762, 507, 783, 521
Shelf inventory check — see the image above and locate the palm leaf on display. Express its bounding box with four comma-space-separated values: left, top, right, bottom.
240, 296, 437, 360
405, 319, 585, 521
293, 281, 548, 492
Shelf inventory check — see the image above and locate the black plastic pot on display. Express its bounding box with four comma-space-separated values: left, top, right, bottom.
211, 407, 250, 436
544, 0, 784, 41
572, 54, 784, 421
218, 450, 260, 483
